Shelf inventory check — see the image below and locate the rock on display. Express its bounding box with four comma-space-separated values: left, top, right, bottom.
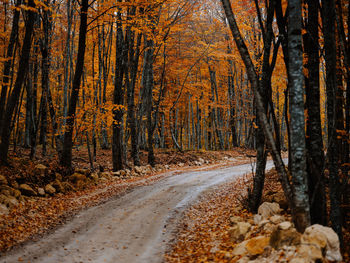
303, 224, 342, 262
52, 180, 64, 193
232, 240, 248, 256
112, 171, 121, 177
270, 224, 301, 249
229, 222, 251, 242
0, 194, 18, 208
258, 202, 281, 219
269, 215, 285, 224
289, 258, 311, 263
134, 166, 143, 174
69, 173, 87, 183
271, 192, 289, 210
164, 165, 170, 170
124, 169, 131, 175
13, 189, 21, 199
198, 158, 205, 163
253, 214, 262, 225
0, 204, 9, 215
245, 236, 270, 255
1, 189, 10, 197
258, 219, 270, 228
229, 215, 242, 225
297, 243, 323, 262
19, 184, 36, 196
0, 175, 8, 185
178, 163, 184, 167
44, 184, 56, 195
75, 168, 90, 175
55, 173, 63, 181
62, 182, 74, 192
278, 221, 292, 230
34, 164, 47, 175
38, 188, 45, 196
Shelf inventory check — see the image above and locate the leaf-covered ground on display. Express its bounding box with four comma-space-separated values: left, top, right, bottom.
165, 170, 350, 263
0, 148, 253, 253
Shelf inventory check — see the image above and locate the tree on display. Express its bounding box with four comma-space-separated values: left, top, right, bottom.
60, 0, 89, 169
288, 0, 311, 231
0, 0, 36, 164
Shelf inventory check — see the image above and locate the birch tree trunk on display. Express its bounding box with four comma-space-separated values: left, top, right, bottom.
288, 0, 311, 231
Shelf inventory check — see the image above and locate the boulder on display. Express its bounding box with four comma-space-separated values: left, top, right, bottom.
303, 224, 342, 262
245, 236, 270, 256
38, 188, 45, 196
19, 184, 36, 196
0, 194, 18, 208
271, 192, 289, 210
0, 175, 8, 185
75, 168, 90, 175
269, 223, 301, 249
12, 189, 21, 199
229, 215, 242, 225
44, 184, 56, 195
34, 164, 47, 176
52, 180, 64, 193
69, 173, 87, 183
253, 214, 262, 225
0, 204, 9, 215
62, 182, 74, 192
297, 243, 323, 262
134, 166, 143, 174
258, 202, 281, 219
232, 240, 248, 256
229, 222, 251, 242
289, 258, 311, 263
55, 173, 63, 181
269, 215, 285, 224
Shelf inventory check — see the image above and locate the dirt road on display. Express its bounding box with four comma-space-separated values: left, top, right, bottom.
0, 161, 275, 263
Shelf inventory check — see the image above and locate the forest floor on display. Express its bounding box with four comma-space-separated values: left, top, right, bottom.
165, 170, 350, 263
0, 147, 255, 254
0, 148, 267, 263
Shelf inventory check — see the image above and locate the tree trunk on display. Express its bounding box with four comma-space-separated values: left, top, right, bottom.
0, 0, 21, 132
0, 0, 36, 164
322, 0, 343, 243
304, 0, 327, 225
220, 0, 294, 218
60, 0, 89, 169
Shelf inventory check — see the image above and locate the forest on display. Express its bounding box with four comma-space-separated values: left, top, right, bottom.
0, 0, 349, 261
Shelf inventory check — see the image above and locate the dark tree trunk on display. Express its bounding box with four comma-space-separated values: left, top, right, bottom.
220, 0, 294, 218
60, 0, 89, 169
112, 6, 125, 172
304, 0, 327, 225
0, 0, 21, 132
322, 0, 343, 243
0, 0, 36, 164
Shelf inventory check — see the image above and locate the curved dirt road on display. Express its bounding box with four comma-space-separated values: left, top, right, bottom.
0, 161, 275, 263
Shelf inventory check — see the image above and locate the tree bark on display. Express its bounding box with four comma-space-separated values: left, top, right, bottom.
288, 0, 311, 231
60, 0, 89, 169
0, 0, 36, 164
220, 0, 294, 218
